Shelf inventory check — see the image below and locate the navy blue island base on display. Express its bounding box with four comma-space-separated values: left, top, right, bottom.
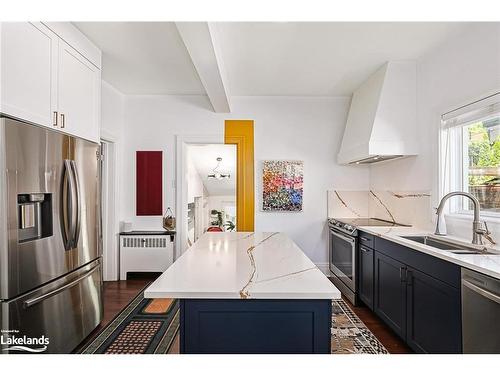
179, 298, 332, 354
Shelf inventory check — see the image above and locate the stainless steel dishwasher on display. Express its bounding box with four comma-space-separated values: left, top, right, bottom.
461, 268, 500, 353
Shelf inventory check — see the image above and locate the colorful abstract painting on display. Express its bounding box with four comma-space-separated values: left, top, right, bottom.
262, 160, 303, 211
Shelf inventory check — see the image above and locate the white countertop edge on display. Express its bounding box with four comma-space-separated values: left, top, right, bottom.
144, 291, 341, 300
357, 226, 500, 280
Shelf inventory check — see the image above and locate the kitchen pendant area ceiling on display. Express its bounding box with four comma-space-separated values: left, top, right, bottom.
188, 144, 236, 196
74, 22, 470, 97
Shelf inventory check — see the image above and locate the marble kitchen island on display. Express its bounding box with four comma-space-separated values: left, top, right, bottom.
144, 232, 340, 354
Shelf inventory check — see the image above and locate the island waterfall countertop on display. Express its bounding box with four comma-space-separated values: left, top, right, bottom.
144, 232, 340, 299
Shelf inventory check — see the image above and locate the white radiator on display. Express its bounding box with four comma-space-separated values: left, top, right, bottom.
119, 234, 174, 280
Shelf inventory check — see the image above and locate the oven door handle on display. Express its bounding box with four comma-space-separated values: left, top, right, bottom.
462, 279, 500, 305
330, 229, 356, 244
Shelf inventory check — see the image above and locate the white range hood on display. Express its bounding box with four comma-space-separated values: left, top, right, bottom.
338, 61, 418, 165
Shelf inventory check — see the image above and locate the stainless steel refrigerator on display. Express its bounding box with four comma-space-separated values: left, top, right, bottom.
0, 117, 103, 354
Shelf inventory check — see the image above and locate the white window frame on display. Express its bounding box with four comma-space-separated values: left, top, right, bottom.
439, 92, 500, 219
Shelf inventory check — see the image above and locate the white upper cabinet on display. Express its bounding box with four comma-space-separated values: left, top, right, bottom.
0, 22, 58, 128
58, 40, 100, 142
0, 22, 101, 143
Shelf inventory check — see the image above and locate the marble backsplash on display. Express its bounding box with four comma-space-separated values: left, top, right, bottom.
327, 190, 433, 230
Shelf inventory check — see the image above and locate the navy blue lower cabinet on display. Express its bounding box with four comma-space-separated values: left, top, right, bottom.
372, 239, 463, 354
406, 267, 462, 353
179, 299, 332, 354
359, 245, 374, 309
374, 251, 407, 340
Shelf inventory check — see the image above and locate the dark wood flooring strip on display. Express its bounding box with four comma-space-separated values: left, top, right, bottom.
343, 298, 412, 354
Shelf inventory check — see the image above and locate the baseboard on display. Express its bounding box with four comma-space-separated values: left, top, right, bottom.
315, 262, 332, 276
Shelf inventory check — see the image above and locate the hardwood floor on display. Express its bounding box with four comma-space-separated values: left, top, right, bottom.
76, 276, 411, 354
73, 277, 154, 353
327, 277, 412, 354
343, 298, 412, 354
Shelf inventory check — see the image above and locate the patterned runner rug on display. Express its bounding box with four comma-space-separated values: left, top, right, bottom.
79, 294, 179, 354
80, 295, 387, 354
331, 299, 388, 354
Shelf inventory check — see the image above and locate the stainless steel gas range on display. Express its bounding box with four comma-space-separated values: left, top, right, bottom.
328, 217, 406, 305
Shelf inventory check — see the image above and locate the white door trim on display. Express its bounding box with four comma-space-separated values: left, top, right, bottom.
100, 138, 120, 281
175, 134, 223, 258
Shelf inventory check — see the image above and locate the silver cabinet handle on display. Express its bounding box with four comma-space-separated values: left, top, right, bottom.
360, 237, 370, 241
60, 113, 65, 128
462, 279, 500, 304
24, 264, 100, 308
400, 267, 407, 282
406, 269, 412, 286
53, 111, 58, 127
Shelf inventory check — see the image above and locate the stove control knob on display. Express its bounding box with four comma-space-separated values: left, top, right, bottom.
345, 225, 353, 232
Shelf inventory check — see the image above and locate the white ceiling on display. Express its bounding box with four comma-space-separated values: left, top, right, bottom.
74, 22, 205, 95
188, 144, 236, 196
75, 22, 470, 96
215, 22, 469, 96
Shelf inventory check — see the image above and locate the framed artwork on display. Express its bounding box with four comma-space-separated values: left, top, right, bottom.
136, 151, 163, 215
262, 160, 303, 212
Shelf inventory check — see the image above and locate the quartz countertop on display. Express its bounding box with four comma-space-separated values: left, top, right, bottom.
144, 232, 340, 300
357, 225, 500, 280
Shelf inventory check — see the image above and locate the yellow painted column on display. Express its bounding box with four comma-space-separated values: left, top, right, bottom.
224, 120, 255, 232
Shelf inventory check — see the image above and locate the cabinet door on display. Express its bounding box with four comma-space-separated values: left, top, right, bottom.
406, 267, 461, 353
0, 22, 57, 127
374, 251, 407, 339
58, 40, 100, 143
358, 245, 374, 309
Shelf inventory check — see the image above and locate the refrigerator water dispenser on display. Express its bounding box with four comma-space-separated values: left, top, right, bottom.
17, 193, 53, 242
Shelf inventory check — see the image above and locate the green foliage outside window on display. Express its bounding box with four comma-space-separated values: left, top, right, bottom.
467, 122, 500, 186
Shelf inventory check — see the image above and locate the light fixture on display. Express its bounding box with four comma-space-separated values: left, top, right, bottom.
207, 157, 230, 180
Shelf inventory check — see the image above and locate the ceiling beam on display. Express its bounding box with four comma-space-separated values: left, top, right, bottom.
175, 22, 231, 113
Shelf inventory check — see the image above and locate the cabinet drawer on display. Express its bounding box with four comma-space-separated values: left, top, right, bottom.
358, 231, 374, 248
374, 237, 460, 288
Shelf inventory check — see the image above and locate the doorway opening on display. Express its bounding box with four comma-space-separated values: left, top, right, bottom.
185, 144, 237, 247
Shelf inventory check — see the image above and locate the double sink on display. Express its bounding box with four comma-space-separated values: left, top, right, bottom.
400, 235, 498, 255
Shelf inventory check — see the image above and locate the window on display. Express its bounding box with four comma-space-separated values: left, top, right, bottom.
441, 93, 500, 216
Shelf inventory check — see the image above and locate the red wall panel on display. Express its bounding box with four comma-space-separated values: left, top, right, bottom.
136, 151, 163, 216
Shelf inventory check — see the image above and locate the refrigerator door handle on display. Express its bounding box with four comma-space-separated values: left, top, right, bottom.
69, 160, 81, 247
23, 263, 100, 309
60, 160, 73, 250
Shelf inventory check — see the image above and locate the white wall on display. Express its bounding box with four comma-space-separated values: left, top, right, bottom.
121, 96, 225, 231
120, 95, 369, 264
100, 80, 125, 280
101, 81, 125, 140
234, 97, 369, 265
186, 147, 205, 204
369, 23, 500, 240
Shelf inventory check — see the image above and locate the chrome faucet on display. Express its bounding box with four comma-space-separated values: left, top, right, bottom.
435, 191, 496, 246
